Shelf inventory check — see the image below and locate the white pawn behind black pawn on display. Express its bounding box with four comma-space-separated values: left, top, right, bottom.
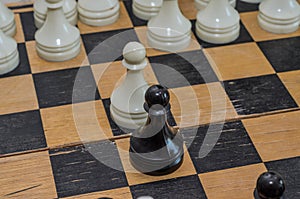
254, 171, 286, 199
129, 85, 184, 175
0, 1, 17, 37
196, 0, 240, 44
34, 0, 78, 29
132, 0, 162, 20
194, 0, 236, 11
0, 29, 19, 75
35, 0, 81, 62
77, 0, 120, 26
110, 42, 149, 130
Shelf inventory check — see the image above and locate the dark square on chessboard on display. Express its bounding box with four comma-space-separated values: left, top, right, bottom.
81, 28, 139, 65
123, 0, 148, 27
0, 110, 46, 155
50, 140, 128, 198
183, 121, 262, 174
258, 36, 300, 73
20, 11, 37, 41
130, 175, 207, 199
223, 74, 298, 115
149, 50, 218, 89
33, 66, 100, 109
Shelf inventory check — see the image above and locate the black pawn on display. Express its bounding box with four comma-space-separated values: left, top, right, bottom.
129, 85, 184, 175
254, 171, 286, 199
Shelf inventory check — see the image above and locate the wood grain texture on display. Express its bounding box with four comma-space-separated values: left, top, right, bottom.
204, 42, 275, 81
78, 2, 133, 35
41, 100, 112, 148
14, 13, 25, 43
240, 11, 300, 42
278, 70, 300, 106
242, 111, 300, 162
116, 138, 197, 186
199, 164, 267, 199
91, 60, 158, 99
0, 151, 57, 198
63, 187, 132, 199
26, 40, 89, 74
0, 74, 38, 115
169, 83, 237, 128
179, 0, 198, 20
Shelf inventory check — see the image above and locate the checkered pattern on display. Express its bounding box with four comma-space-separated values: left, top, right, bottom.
0, 0, 299, 198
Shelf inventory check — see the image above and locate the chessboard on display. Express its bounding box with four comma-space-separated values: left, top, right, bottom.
0, 0, 300, 198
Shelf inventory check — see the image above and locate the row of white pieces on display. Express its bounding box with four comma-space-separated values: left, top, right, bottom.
0, 1, 19, 75
34, 0, 120, 28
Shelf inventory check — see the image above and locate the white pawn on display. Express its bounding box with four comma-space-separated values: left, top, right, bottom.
240, 0, 262, 3
0, 1, 16, 37
196, 0, 240, 44
34, 0, 78, 29
0, 29, 19, 75
110, 42, 149, 129
132, 0, 163, 20
147, 0, 191, 52
195, 0, 236, 11
77, 0, 120, 26
258, 0, 300, 34
35, 0, 81, 62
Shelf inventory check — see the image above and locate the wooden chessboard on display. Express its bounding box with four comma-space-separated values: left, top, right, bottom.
0, 0, 299, 198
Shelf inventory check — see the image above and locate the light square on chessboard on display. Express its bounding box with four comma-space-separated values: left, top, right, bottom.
91, 60, 158, 99
0, 151, 57, 198
78, 2, 133, 35
179, 0, 198, 20
115, 138, 196, 186
242, 111, 300, 162
62, 187, 132, 199
169, 83, 237, 128
26, 40, 89, 74
199, 163, 266, 199
0, 75, 38, 115
13, 13, 25, 43
278, 70, 300, 106
134, 26, 201, 57
204, 42, 275, 81
40, 100, 113, 148
240, 11, 300, 42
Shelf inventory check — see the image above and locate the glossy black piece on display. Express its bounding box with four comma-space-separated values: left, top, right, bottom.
129, 85, 184, 175
254, 171, 286, 199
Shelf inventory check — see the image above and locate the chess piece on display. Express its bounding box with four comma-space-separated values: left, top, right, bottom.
0, 29, 19, 75
147, 0, 191, 52
254, 171, 286, 199
240, 0, 262, 3
258, 0, 300, 34
110, 42, 149, 129
35, 0, 81, 62
0, 1, 16, 37
34, 0, 78, 29
77, 0, 120, 26
132, 0, 163, 20
195, 0, 236, 11
129, 85, 184, 175
196, 0, 240, 44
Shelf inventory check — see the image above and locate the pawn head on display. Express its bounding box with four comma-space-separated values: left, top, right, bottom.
256, 171, 285, 199
145, 85, 169, 108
